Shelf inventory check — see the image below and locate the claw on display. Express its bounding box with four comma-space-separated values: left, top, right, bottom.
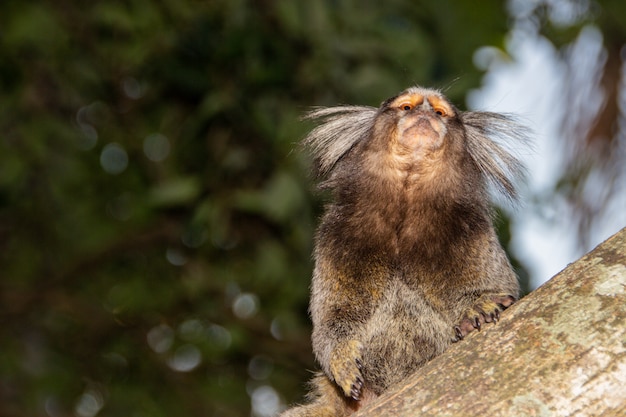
474, 316, 481, 330
454, 326, 464, 341
351, 376, 363, 401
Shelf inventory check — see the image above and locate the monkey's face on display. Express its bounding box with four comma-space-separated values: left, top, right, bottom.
381, 88, 455, 155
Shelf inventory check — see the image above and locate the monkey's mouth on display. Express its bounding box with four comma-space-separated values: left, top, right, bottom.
398, 116, 444, 150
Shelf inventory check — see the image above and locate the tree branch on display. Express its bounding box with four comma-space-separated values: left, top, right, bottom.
356, 226, 626, 416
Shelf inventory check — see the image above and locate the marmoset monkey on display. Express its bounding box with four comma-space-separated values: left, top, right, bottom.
281, 86, 528, 417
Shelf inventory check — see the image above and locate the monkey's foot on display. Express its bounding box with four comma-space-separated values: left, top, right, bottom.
452, 294, 516, 342
329, 340, 364, 401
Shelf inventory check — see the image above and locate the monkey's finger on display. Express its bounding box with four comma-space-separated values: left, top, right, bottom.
478, 307, 499, 324
492, 294, 517, 309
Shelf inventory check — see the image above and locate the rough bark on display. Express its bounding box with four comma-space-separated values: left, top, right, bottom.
355, 226, 626, 417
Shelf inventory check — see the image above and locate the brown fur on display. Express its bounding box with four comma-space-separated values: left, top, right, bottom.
281, 86, 529, 416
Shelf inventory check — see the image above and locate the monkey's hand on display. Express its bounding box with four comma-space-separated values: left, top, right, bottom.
329, 339, 364, 401
452, 294, 516, 342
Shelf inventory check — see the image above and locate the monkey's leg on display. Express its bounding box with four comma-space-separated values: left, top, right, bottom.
452, 293, 516, 341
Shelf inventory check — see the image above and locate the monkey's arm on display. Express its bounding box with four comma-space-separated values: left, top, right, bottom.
449, 235, 521, 341
309, 252, 384, 401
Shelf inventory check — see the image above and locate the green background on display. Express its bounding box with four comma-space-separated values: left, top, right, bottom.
1, 1, 623, 416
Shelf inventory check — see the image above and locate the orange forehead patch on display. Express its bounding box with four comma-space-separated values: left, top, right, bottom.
426, 96, 453, 116
389, 91, 455, 117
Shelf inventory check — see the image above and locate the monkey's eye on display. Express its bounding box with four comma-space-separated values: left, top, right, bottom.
433, 107, 447, 117
399, 103, 413, 111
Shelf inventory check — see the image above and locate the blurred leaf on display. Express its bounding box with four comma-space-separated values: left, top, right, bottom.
149, 177, 201, 207
0, 1, 541, 416
234, 171, 306, 223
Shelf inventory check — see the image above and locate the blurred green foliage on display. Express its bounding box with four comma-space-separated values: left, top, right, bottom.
3, 0, 615, 416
